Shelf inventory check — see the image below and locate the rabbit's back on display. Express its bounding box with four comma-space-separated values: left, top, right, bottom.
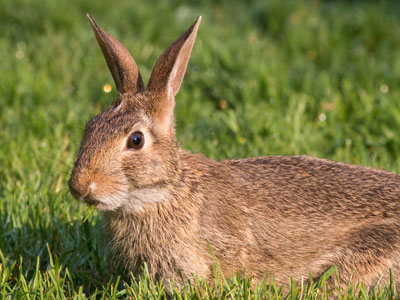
226, 155, 400, 218
185, 153, 400, 285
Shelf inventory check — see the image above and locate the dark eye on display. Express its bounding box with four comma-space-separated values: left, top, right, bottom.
127, 132, 144, 150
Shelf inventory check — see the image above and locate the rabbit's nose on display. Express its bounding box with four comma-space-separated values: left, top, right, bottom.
68, 175, 90, 200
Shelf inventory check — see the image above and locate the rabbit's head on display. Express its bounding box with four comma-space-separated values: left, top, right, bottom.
69, 15, 201, 211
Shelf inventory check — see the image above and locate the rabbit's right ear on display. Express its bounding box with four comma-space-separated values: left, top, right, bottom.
87, 14, 144, 94
146, 17, 201, 129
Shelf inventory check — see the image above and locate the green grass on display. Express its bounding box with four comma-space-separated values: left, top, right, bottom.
2, 0, 400, 298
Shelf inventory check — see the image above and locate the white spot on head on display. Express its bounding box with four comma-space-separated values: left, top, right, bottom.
114, 100, 124, 112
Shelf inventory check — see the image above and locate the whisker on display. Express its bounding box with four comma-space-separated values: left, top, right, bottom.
41, 170, 72, 177
36, 154, 74, 169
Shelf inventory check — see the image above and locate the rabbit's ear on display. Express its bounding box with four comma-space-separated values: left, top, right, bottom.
87, 14, 144, 94
147, 17, 201, 125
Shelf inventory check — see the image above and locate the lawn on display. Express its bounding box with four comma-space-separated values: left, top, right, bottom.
2, 0, 400, 298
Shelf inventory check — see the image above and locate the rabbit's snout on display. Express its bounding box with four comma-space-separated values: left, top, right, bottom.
69, 155, 101, 201
69, 162, 128, 210
69, 172, 103, 206
68, 164, 98, 201
68, 173, 90, 201
69, 177, 102, 207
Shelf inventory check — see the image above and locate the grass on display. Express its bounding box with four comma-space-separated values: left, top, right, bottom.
1, 0, 400, 298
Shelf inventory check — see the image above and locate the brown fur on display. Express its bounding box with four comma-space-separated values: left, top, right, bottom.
69, 15, 400, 290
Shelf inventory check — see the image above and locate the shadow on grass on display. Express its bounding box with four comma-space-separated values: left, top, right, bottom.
0, 204, 129, 295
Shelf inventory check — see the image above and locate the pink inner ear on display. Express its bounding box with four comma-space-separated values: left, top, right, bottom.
147, 16, 202, 97
147, 91, 175, 135
145, 17, 201, 133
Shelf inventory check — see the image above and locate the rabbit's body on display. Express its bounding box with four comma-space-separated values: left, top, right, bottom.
104, 153, 400, 286
69, 15, 400, 290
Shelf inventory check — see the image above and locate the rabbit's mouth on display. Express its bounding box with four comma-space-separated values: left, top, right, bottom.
84, 195, 101, 207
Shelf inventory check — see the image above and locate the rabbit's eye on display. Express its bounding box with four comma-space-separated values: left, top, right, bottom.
127, 132, 144, 150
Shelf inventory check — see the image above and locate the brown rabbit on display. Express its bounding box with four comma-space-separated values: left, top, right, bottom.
69, 15, 400, 290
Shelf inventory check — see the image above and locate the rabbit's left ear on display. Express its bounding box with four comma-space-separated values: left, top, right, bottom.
87, 14, 144, 94
147, 17, 201, 127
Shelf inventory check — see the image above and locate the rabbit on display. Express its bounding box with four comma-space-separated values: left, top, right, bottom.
69, 14, 400, 291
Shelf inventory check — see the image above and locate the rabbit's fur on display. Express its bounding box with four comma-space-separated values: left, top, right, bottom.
69, 15, 400, 289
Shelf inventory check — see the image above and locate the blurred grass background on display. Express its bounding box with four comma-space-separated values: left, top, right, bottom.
1, 0, 400, 298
